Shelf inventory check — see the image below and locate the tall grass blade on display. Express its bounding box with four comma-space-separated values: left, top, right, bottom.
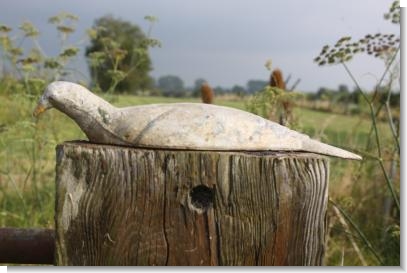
329, 199, 383, 265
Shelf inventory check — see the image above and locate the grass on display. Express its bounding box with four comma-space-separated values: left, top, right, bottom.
294, 107, 392, 147
0, 92, 398, 265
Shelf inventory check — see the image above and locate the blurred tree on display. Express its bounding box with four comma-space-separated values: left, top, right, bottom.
213, 86, 226, 95
231, 85, 246, 96
337, 84, 350, 103
316, 87, 334, 100
192, 78, 206, 97
338, 84, 349, 94
86, 15, 154, 93
246, 80, 268, 94
157, 75, 185, 97
349, 88, 361, 104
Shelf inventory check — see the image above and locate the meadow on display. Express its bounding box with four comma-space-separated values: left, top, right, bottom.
0, 90, 398, 265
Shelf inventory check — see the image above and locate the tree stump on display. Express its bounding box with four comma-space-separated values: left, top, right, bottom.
55, 141, 329, 266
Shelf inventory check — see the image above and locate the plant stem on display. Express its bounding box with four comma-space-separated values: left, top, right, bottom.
383, 75, 400, 155
378, 158, 400, 211
332, 204, 367, 265
342, 62, 382, 158
329, 199, 383, 265
341, 61, 400, 212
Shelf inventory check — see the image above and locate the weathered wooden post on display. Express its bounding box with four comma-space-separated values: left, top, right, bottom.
32, 81, 359, 266
55, 141, 329, 266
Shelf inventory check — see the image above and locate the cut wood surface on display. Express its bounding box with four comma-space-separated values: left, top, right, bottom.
55, 141, 329, 266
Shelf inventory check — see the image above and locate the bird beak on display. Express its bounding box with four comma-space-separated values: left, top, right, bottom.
33, 104, 46, 117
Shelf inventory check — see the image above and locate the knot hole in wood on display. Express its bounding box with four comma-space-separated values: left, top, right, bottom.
187, 185, 214, 214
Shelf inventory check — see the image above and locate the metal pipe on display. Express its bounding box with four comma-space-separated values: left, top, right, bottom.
0, 227, 54, 265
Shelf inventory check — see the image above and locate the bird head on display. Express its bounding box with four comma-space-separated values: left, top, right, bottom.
33, 95, 52, 117
33, 81, 70, 117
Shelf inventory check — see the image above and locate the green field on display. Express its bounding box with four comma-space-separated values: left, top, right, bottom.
0, 93, 399, 265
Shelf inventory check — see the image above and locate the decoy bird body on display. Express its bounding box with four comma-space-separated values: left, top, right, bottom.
33, 81, 361, 160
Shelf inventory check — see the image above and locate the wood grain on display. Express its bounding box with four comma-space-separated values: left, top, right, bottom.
55, 142, 329, 265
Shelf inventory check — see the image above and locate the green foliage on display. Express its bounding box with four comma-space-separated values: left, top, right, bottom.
384, 0, 400, 24
381, 224, 400, 265
246, 86, 301, 128
19, 22, 40, 37
0, 12, 84, 230
0, 92, 85, 228
0, 12, 80, 94
0, 12, 164, 232
86, 15, 160, 94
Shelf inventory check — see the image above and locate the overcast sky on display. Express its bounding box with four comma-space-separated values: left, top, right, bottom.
0, 0, 399, 91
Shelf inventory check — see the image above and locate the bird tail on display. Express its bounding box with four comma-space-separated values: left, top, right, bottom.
302, 138, 362, 160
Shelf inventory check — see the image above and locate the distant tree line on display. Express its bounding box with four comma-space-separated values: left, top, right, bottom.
306, 84, 400, 107
152, 75, 269, 97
